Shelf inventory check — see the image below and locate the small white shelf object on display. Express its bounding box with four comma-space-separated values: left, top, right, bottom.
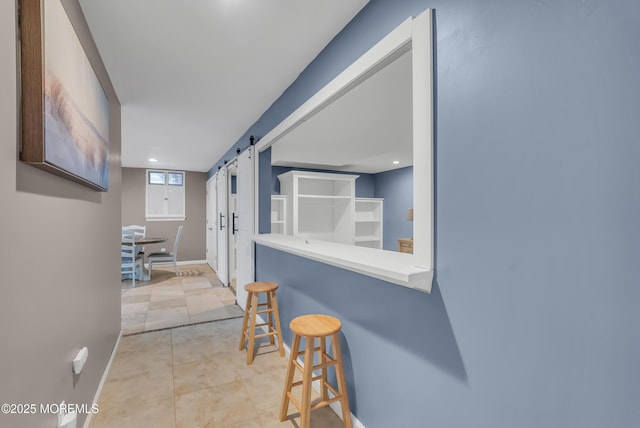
278, 170, 358, 245
354, 198, 383, 249
271, 195, 287, 234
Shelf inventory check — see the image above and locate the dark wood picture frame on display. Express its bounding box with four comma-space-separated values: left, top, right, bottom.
18, 0, 109, 191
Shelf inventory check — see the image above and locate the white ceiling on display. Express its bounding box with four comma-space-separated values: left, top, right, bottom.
79, 0, 369, 172
271, 49, 413, 174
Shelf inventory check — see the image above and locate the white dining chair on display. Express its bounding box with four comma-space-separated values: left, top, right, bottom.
122, 224, 146, 256
121, 229, 143, 287
147, 225, 183, 278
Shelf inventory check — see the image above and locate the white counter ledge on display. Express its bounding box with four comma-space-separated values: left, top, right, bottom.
254, 234, 433, 293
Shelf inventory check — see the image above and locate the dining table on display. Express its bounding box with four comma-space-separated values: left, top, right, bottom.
122, 236, 167, 281
126, 236, 167, 246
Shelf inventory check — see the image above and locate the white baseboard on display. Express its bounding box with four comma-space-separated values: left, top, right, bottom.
144, 259, 207, 269
83, 330, 122, 428
254, 315, 365, 428
177, 259, 207, 265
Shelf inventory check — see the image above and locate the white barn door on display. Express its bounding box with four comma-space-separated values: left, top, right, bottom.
235, 147, 255, 309
215, 168, 228, 285
206, 176, 217, 270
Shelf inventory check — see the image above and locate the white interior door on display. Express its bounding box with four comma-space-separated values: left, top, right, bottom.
227, 162, 238, 290
206, 176, 217, 270
215, 168, 228, 285
235, 147, 255, 309
228, 194, 238, 285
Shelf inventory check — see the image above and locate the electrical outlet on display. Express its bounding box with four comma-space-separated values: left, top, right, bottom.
58, 401, 77, 428
57, 401, 65, 426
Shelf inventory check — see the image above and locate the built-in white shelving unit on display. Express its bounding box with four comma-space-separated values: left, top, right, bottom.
271, 195, 287, 234
278, 171, 358, 245
354, 198, 383, 249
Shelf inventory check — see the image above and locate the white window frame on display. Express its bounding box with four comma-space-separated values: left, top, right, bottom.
145, 169, 186, 221
253, 10, 434, 292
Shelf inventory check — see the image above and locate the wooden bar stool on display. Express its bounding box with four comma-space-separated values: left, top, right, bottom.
280, 314, 352, 428
239, 281, 284, 365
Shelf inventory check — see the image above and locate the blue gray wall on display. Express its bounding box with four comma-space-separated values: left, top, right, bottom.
258, 148, 272, 234
374, 166, 413, 250
217, 0, 640, 426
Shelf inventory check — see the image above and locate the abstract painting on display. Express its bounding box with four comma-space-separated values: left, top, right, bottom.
20, 0, 109, 191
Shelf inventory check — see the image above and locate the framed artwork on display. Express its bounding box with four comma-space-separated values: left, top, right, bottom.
19, 0, 109, 191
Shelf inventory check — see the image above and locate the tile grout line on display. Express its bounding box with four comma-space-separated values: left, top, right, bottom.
171, 326, 178, 428
123, 314, 245, 337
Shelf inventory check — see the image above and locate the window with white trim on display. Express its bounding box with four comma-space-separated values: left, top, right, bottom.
146, 170, 186, 221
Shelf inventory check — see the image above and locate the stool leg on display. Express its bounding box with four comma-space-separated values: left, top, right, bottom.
266, 291, 275, 345
280, 333, 301, 421
246, 292, 259, 365
320, 335, 329, 401
239, 291, 252, 351
332, 332, 352, 428
271, 291, 285, 357
299, 336, 315, 428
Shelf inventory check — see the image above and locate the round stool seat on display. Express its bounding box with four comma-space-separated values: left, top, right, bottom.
244, 281, 279, 293
290, 314, 341, 337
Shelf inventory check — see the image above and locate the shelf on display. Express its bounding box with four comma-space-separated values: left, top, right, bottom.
354, 198, 383, 250
255, 234, 433, 292
271, 195, 287, 234
298, 194, 352, 199
278, 170, 357, 244
355, 236, 380, 242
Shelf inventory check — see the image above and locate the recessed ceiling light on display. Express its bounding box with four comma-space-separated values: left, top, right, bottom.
392, 160, 400, 164
149, 158, 158, 162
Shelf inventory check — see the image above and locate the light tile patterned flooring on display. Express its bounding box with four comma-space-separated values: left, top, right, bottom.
90, 317, 346, 427
103, 264, 346, 427
121, 264, 244, 335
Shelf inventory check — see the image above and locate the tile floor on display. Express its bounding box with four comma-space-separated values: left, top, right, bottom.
121, 264, 244, 335
90, 317, 346, 427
